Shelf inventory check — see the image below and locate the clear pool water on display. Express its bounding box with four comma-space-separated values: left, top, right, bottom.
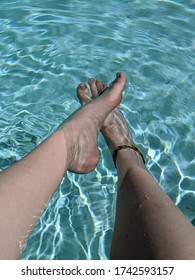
0, 0, 194, 259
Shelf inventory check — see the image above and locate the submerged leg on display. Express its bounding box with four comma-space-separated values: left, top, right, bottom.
0, 72, 126, 259
77, 74, 195, 260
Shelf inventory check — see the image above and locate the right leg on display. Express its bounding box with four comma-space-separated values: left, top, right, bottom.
77, 74, 195, 260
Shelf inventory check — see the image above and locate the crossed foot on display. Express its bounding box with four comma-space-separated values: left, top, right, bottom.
59, 72, 134, 174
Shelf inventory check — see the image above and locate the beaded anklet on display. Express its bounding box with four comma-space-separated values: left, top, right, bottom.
112, 145, 145, 167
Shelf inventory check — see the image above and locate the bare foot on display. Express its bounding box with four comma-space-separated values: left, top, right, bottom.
77, 72, 135, 156
58, 72, 126, 173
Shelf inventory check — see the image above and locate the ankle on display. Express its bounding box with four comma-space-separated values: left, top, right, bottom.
114, 147, 146, 169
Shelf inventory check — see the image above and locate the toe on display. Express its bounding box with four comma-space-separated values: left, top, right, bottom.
102, 83, 107, 91
88, 78, 99, 98
99, 72, 126, 105
98, 83, 108, 96
107, 72, 126, 94
115, 72, 127, 88
96, 80, 104, 95
77, 83, 91, 105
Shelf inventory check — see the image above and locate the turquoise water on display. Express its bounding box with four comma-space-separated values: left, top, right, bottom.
0, 0, 194, 259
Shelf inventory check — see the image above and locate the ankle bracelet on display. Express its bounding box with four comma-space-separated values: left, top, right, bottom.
112, 145, 145, 167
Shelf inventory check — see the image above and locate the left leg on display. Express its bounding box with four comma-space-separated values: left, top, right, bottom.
0, 72, 126, 259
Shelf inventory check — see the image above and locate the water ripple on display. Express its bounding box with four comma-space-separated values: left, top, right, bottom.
0, 0, 194, 259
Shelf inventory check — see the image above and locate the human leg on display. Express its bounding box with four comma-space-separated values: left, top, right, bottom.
77, 73, 195, 260
0, 72, 125, 259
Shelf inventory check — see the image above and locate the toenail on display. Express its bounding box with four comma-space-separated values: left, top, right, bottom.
80, 83, 87, 89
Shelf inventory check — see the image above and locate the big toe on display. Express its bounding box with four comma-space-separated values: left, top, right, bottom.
109, 72, 126, 93
100, 72, 126, 105
77, 83, 91, 105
